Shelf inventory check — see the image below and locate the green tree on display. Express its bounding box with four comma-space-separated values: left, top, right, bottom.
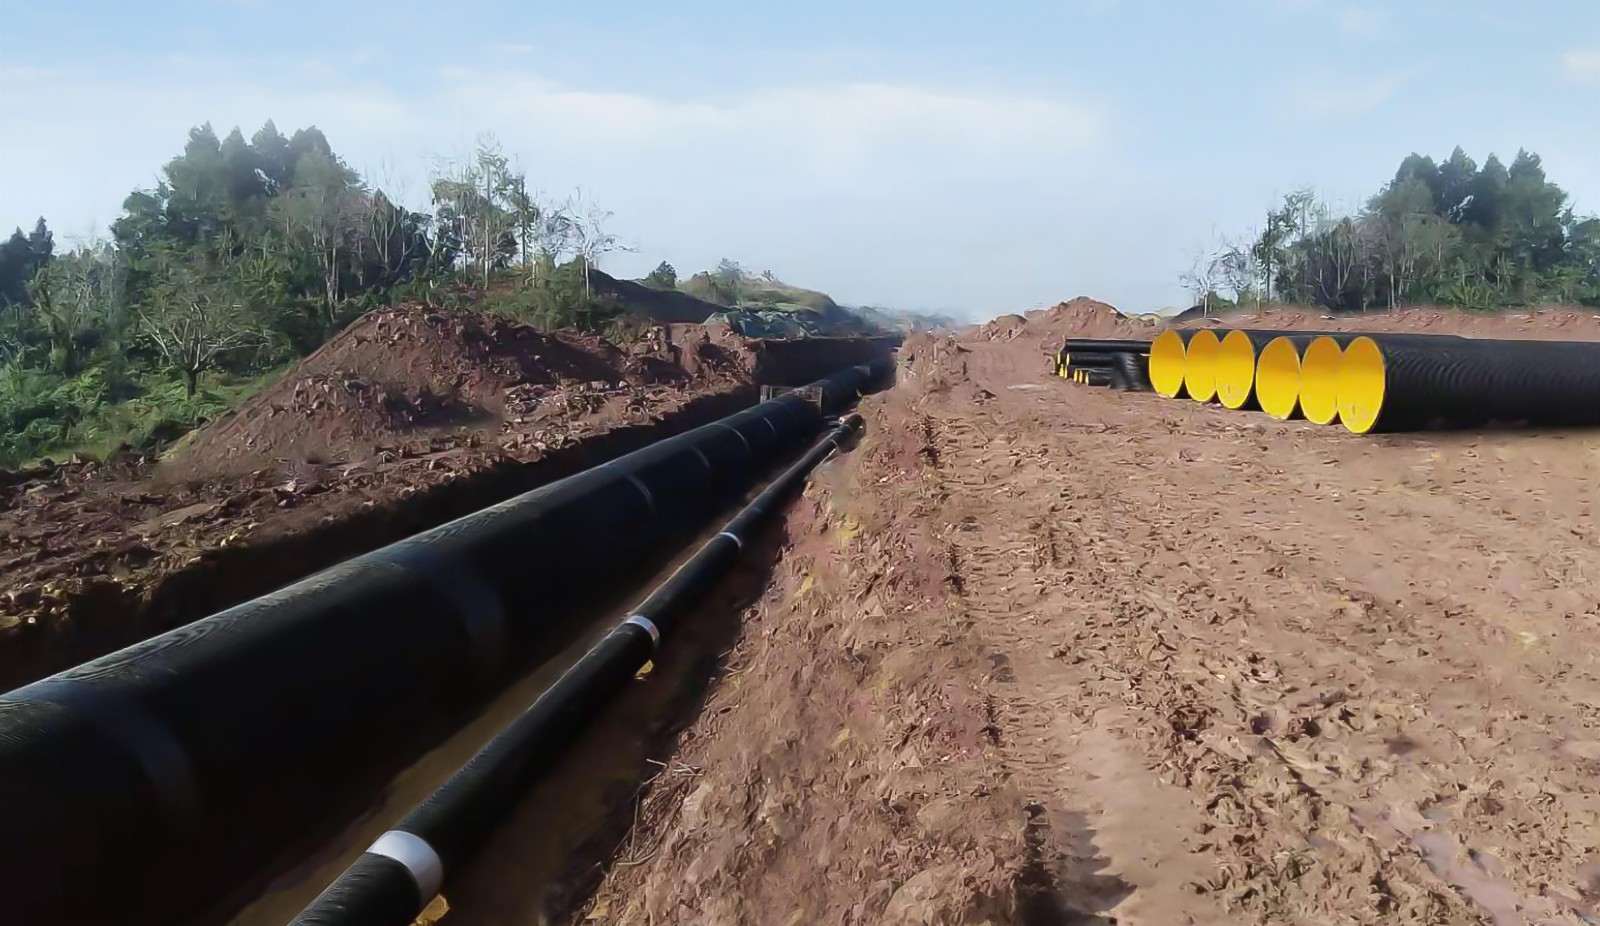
645, 261, 678, 289
137, 247, 268, 396
708, 258, 746, 305
25, 242, 124, 375
431, 138, 520, 289
0, 222, 54, 308
1436, 146, 1477, 222
272, 148, 361, 327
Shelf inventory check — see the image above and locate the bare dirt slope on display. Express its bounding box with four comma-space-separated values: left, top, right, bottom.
577, 321, 1600, 925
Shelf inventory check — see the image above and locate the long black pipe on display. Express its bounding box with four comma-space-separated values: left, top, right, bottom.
0, 358, 891, 926
288, 414, 867, 926
1340, 336, 1600, 433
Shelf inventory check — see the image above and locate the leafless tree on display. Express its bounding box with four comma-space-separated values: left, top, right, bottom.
565, 190, 632, 299
138, 251, 265, 396
1178, 246, 1221, 314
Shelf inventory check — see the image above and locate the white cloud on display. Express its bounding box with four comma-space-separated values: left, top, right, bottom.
1338, 7, 1386, 39
1292, 67, 1421, 117
0, 60, 1126, 316
1563, 46, 1600, 82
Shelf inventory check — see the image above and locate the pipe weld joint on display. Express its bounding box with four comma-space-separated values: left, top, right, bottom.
716, 530, 744, 552
624, 614, 661, 648
367, 829, 444, 902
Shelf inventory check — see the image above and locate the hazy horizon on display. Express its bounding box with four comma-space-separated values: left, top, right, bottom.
3, 0, 1597, 321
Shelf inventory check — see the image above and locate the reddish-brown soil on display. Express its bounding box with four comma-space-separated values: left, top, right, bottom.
11, 298, 1600, 925
174, 307, 686, 479
0, 304, 892, 690
548, 305, 1600, 925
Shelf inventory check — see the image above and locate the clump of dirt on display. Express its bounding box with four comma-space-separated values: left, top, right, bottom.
1026, 295, 1147, 340
979, 313, 1029, 341
180, 372, 488, 475
970, 297, 1152, 368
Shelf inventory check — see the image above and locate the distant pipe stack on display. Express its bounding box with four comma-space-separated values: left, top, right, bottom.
1053, 338, 1154, 393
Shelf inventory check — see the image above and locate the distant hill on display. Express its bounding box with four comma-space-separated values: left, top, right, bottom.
679, 272, 839, 313
587, 269, 723, 323
593, 263, 952, 338
851, 305, 960, 334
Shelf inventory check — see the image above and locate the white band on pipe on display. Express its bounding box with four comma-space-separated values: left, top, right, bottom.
717, 530, 744, 551
624, 614, 660, 647
620, 473, 657, 516
368, 830, 444, 901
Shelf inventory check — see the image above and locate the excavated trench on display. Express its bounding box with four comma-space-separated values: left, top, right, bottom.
2, 356, 894, 926
219, 508, 796, 926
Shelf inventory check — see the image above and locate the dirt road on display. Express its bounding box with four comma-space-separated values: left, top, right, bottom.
575, 331, 1600, 925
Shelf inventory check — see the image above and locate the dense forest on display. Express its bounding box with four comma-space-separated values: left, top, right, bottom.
0, 122, 665, 467
1184, 147, 1600, 313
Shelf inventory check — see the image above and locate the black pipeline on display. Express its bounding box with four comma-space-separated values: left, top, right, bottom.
289, 414, 867, 926
0, 358, 891, 926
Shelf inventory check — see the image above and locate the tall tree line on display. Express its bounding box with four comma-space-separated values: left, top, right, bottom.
0, 122, 624, 466
1185, 147, 1600, 313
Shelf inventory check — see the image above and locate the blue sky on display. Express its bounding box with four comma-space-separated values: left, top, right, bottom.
2, 0, 1597, 318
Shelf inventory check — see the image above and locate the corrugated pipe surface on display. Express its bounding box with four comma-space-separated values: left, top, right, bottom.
288, 414, 866, 926
1113, 352, 1153, 392
1336, 336, 1600, 433
0, 357, 891, 926
1063, 338, 1153, 355
1244, 332, 1467, 422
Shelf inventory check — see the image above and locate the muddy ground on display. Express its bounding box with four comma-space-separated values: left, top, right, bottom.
560, 310, 1600, 925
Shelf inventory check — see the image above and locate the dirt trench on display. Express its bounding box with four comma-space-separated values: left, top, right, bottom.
549, 333, 1599, 925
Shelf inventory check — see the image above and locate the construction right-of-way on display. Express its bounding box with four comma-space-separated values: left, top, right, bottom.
564, 310, 1598, 925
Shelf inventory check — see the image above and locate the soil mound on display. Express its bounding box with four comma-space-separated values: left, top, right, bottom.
176, 305, 641, 477
979, 314, 1029, 341
1026, 296, 1146, 341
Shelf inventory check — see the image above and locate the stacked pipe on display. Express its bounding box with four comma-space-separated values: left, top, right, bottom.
1145, 326, 1600, 433
0, 357, 892, 926
1053, 337, 1153, 392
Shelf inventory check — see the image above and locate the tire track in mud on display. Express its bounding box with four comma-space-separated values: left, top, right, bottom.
903, 369, 1500, 924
